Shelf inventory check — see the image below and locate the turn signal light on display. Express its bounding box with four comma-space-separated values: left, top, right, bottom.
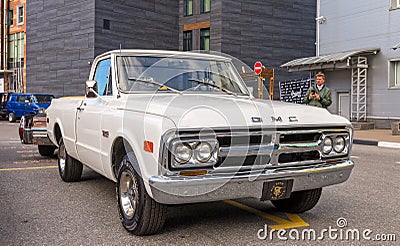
179, 170, 208, 176
144, 141, 154, 153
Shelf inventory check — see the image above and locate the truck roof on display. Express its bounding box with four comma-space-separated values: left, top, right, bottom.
97, 49, 232, 62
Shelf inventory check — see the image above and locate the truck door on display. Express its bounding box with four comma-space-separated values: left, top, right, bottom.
75, 58, 111, 173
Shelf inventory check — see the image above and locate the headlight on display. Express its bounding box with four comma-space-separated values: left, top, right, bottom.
322, 137, 333, 154
173, 143, 192, 164
170, 139, 218, 169
333, 136, 346, 153
194, 142, 213, 163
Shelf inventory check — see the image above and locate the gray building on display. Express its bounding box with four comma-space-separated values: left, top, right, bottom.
27, 0, 316, 97
282, 0, 400, 128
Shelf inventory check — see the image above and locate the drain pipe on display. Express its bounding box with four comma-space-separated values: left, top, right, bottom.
316, 0, 321, 57
315, 0, 326, 57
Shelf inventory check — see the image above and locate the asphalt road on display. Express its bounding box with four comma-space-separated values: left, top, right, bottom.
0, 120, 398, 245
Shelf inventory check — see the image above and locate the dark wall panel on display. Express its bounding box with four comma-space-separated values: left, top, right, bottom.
27, 0, 96, 97
94, 0, 179, 56
220, 0, 316, 98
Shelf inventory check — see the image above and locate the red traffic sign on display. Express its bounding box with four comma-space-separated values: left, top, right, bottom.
254, 61, 263, 75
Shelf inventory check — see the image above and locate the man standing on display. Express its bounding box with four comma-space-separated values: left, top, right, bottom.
303, 72, 332, 108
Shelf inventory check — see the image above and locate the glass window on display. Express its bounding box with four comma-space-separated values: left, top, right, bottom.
183, 31, 192, 51
184, 0, 193, 16
17, 5, 24, 25
7, 32, 24, 69
201, 0, 211, 13
94, 58, 112, 96
8, 8, 13, 26
200, 28, 210, 51
389, 60, 400, 88
395, 61, 400, 87
117, 56, 250, 96
391, 0, 400, 10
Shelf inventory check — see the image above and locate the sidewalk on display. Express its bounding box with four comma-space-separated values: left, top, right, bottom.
354, 129, 400, 149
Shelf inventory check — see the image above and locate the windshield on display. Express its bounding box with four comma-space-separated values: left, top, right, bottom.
117, 56, 250, 96
33, 95, 54, 103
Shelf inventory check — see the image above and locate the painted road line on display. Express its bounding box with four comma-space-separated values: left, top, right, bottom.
350, 155, 360, 159
377, 141, 400, 149
224, 200, 309, 230
0, 166, 58, 171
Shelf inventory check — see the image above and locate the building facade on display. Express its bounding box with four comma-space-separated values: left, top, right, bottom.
26, 0, 316, 98
282, 0, 400, 128
0, 0, 26, 93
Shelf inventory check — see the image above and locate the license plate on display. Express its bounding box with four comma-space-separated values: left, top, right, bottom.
261, 179, 293, 201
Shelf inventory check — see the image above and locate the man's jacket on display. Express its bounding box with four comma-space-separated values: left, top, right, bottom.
303, 85, 332, 108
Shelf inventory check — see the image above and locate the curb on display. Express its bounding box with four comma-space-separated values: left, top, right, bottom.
354, 139, 400, 149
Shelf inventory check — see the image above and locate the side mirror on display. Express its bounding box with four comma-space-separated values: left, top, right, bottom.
85, 80, 98, 98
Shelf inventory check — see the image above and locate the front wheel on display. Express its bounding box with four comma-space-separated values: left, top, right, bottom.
116, 154, 167, 235
57, 138, 83, 182
271, 188, 322, 213
38, 145, 56, 157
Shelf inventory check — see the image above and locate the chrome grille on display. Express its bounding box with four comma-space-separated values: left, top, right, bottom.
162, 126, 352, 173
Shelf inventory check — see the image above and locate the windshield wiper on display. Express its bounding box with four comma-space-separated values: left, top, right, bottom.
188, 78, 237, 97
128, 77, 182, 94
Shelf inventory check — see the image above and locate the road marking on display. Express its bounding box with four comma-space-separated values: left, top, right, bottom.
0, 166, 58, 171
351, 155, 360, 159
396, 162, 400, 164
224, 200, 309, 230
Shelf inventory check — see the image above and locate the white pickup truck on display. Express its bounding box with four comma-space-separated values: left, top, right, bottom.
46, 50, 354, 235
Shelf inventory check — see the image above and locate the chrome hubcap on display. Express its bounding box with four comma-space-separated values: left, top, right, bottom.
119, 171, 139, 219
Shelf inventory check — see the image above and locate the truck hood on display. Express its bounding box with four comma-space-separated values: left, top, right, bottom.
123, 94, 350, 129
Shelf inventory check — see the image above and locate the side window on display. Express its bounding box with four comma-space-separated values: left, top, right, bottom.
18, 96, 26, 102
389, 60, 400, 88
94, 58, 112, 96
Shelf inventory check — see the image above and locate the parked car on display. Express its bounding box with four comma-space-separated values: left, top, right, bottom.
19, 112, 56, 157
0, 92, 10, 118
6, 93, 55, 122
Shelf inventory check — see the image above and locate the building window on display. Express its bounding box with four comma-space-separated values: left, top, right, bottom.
200, 28, 210, 51
389, 60, 400, 88
183, 31, 193, 51
390, 0, 400, 10
17, 5, 24, 25
201, 0, 211, 13
8, 8, 13, 27
8, 32, 25, 69
184, 0, 193, 16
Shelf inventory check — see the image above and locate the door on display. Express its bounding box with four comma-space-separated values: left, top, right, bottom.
338, 92, 350, 120
75, 58, 111, 172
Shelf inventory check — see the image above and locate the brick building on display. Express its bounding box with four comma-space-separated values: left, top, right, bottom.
26, 0, 316, 97
0, 0, 26, 93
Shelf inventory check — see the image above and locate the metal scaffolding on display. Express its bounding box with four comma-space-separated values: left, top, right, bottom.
350, 57, 368, 121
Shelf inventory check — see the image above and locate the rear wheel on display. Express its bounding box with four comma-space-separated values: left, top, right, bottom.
271, 188, 322, 213
8, 112, 16, 122
38, 145, 56, 157
116, 154, 167, 235
57, 138, 83, 182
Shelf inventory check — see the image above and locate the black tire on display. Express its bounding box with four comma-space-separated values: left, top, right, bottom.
57, 138, 83, 182
116, 154, 167, 235
38, 145, 56, 157
271, 188, 322, 213
8, 112, 16, 122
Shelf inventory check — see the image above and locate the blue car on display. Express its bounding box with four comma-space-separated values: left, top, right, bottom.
6, 93, 55, 122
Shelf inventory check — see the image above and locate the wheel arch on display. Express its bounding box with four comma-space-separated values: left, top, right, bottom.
111, 136, 135, 180
54, 122, 63, 146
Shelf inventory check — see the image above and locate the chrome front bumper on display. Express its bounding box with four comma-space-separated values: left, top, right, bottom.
149, 160, 354, 204
23, 128, 53, 146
